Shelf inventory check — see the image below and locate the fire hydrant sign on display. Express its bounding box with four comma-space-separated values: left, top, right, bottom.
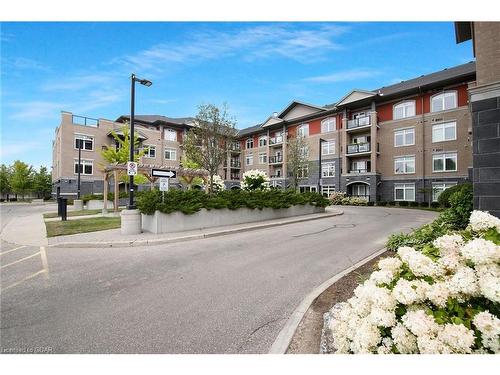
159, 177, 169, 192
127, 161, 138, 176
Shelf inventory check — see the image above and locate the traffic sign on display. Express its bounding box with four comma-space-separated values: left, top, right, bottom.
127, 161, 138, 176
151, 168, 176, 178
159, 177, 169, 192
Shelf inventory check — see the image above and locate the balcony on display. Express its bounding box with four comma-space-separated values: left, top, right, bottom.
269, 155, 283, 164
269, 136, 283, 146
346, 115, 371, 130
347, 142, 371, 155
72, 114, 99, 127
230, 175, 240, 180
230, 143, 241, 152
348, 168, 370, 174
230, 160, 241, 168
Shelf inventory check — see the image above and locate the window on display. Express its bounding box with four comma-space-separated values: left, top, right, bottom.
164, 148, 177, 160
394, 156, 415, 174
258, 136, 267, 147
299, 146, 309, 158
394, 183, 415, 201
74, 159, 93, 175
144, 145, 156, 158
258, 152, 267, 164
164, 128, 177, 141
322, 162, 335, 177
431, 91, 457, 112
297, 164, 309, 178
322, 140, 336, 155
393, 101, 416, 120
74, 134, 94, 151
246, 138, 254, 149
394, 128, 415, 147
246, 154, 253, 166
321, 185, 336, 197
351, 160, 370, 173
433, 152, 457, 172
299, 186, 317, 193
432, 121, 457, 143
351, 184, 369, 198
432, 182, 457, 202
297, 124, 309, 137
321, 117, 336, 133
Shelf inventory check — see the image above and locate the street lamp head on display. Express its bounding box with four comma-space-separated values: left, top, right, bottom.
138, 78, 152, 87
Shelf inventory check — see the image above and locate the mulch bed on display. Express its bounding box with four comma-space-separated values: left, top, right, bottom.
286, 250, 392, 354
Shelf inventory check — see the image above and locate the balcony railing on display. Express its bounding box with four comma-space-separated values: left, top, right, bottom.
72, 115, 99, 127
348, 168, 370, 174
347, 142, 371, 154
230, 175, 240, 180
230, 160, 241, 168
230, 143, 241, 152
270, 175, 284, 179
269, 136, 283, 145
269, 155, 283, 164
347, 115, 371, 129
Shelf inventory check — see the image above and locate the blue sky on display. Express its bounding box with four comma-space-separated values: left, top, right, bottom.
1, 22, 473, 169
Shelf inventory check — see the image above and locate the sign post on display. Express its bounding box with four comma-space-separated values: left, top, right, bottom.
159, 177, 169, 203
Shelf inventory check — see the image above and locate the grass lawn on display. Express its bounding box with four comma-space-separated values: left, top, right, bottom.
45, 216, 121, 237
43, 209, 122, 218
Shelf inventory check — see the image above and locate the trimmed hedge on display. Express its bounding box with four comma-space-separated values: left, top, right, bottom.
437, 183, 472, 207
137, 189, 330, 215
398, 201, 409, 207
82, 191, 135, 203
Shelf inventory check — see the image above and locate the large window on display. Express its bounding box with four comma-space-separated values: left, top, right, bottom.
245, 154, 253, 166
297, 123, 309, 137
164, 128, 177, 141
394, 183, 415, 201
144, 145, 156, 158
321, 117, 336, 133
258, 135, 267, 147
297, 164, 309, 178
432, 121, 457, 143
432, 182, 457, 202
299, 146, 309, 158
258, 152, 267, 164
322, 140, 335, 155
164, 148, 177, 160
394, 128, 415, 147
393, 101, 416, 120
322, 162, 335, 177
299, 185, 317, 193
74, 159, 93, 175
321, 185, 336, 197
74, 134, 94, 151
431, 91, 457, 112
246, 138, 254, 149
433, 152, 457, 172
351, 160, 370, 173
394, 156, 415, 174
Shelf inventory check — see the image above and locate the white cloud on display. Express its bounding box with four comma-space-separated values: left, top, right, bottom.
303, 68, 382, 83
7, 100, 65, 121
1, 57, 50, 72
41, 72, 119, 91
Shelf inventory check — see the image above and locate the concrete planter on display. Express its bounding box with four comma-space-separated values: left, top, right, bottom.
86, 200, 114, 210
142, 204, 325, 234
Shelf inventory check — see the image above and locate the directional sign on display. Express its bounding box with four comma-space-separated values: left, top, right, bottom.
127, 161, 138, 176
151, 168, 176, 178
159, 177, 169, 192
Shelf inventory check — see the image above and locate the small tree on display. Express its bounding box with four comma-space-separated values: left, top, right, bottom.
33, 166, 52, 199
183, 103, 237, 193
0, 164, 12, 200
287, 135, 310, 191
179, 157, 204, 190
9, 160, 34, 200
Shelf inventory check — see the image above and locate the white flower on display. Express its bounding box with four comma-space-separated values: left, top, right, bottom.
468, 210, 500, 232
437, 251, 463, 272
460, 238, 500, 265
240, 169, 270, 191
473, 311, 500, 352
377, 337, 394, 354
475, 263, 500, 303
350, 320, 381, 353
391, 323, 418, 354
397, 246, 442, 277
210, 175, 225, 192
437, 324, 475, 353
378, 257, 402, 274
369, 270, 394, 286
446, 266, 480, 297
401, 310, 439, 337
426, 281, 450, 307
368, 307, 397, 328
392, 279, 428, 305
433, 234, 464, 255
416, 335, 449, 354
370, 286, 398, 311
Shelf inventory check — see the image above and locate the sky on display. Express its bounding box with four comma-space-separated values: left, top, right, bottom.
1, 22, 473, 169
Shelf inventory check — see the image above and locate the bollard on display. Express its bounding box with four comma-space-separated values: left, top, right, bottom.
57, 197, 62, 216
61, 198, 68, 221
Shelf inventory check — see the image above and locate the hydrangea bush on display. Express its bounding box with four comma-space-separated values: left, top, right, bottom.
322, 210, 500, 354
240, 169, 270, 191
210, 175, 225, 193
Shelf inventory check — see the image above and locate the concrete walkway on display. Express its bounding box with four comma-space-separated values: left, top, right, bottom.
48, 208, 343, 248
1, 211, 48, 247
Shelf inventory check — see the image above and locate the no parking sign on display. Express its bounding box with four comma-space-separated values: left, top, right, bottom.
159, 177, 169, 192
127, 162, 138, 176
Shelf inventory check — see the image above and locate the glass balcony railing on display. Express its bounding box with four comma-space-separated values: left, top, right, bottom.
230, 143, 241, 152
269, 136, 283, 145
347, 142, 371, 154
230, 160, 241, 168
268, 155, 283, 164
348, 168, 370, 174
347, 115, 371, 129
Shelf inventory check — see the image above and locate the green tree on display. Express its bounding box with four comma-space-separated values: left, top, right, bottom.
0, 164, 12, 200
179, 157, 204, 189
183, 103, 237, 193
33, 166, 52, 198
9, 160, 34, 200
287, 135, 310, 191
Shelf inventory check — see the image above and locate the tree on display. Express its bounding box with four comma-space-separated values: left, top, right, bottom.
33, 166, 52, 199
0, 164, 12, 200
183, 103, 237, 193
179, 157, 204, 190
9, 160, 34, 199
287, 135, 310, 191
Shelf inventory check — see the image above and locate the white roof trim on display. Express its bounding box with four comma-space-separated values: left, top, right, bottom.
336, 90, 376, 106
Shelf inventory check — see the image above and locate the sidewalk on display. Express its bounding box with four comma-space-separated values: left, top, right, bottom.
1, 213, 48, 247
48, 208, 343, 248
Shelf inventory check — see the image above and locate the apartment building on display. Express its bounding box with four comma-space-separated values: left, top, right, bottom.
52, 61, 476, 203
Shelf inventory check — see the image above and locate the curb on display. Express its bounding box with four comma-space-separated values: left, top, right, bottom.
48, 210, 343, 248
268, 246, 388, 354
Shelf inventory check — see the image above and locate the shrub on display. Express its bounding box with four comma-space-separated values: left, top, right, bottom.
377, 201, 388, 206
398, 201, 409, 207
409, 201, 419, 207
430, 202, 441, 209
420, 202, 429, 208
323, 210, 500, 354
137, 189, 330, 215
439, 187, 474, 230
240, 170, 270, 191
329, 191, 346, 205
211, 175, 225, 193
437, 183, 472, 208
367, 201, 375, 206
388, 201, 396, 206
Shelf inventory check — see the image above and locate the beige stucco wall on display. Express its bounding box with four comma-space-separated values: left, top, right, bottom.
474, 22, 500, 86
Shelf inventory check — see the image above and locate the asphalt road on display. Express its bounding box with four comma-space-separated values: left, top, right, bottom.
0, 205, 437, 354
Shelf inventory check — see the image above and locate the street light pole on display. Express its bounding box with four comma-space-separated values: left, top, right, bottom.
318, 138, 325, 193
77, 142, 82, 199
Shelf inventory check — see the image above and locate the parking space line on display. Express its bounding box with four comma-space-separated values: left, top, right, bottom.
0, 252, 41, 269
0, 245, 27, 256
0, 269, 46, 292
39, 246, 50, 279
